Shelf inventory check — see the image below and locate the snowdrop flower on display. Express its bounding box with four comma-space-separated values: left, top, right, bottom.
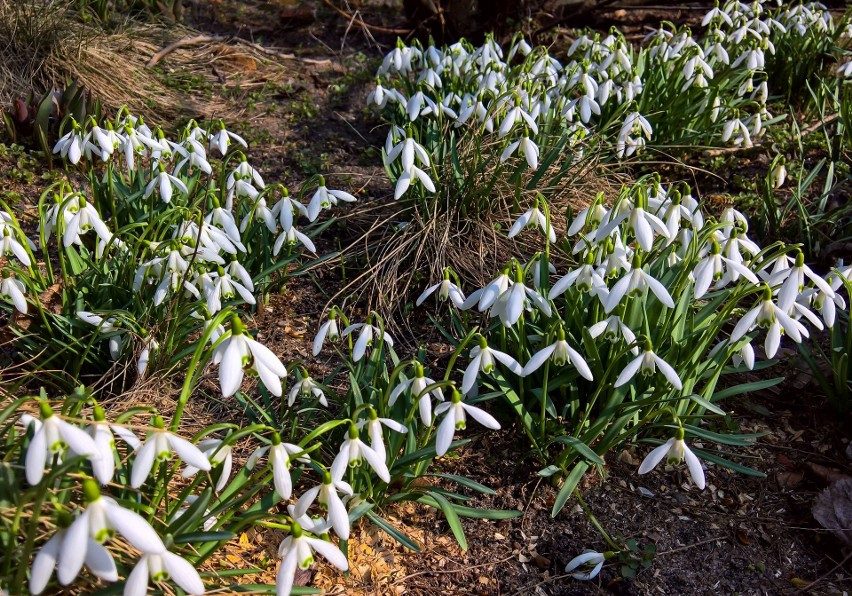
29, 512, 118, 594
205, 206, 245, 252
730, 286, 808, 358
87, 406, 120, 485
508, 200, 556, 243
136, 335, 158, 379
175, 143, 212, 175
25, 402, 99, 486
0, 225, 32, 266
385, 133, 430, 172
604, 253, 674, 313
247, 433, 307, 501
207, 268, 256, 312
293, 472, 353, 539
131, 416, 211, 488
0, 272, 27, 313
614, 339, 682, 390
388, 362, 444, 426
733, 340, 755, 370
330, 424, 391, 483
772, 251, 835, 307
312, 311, 341, 356
357, 407, 407, 460
522, 328, 593, 380
416, 270, 466, 308
182, 438, 232, 492
306, 177, 357, 221
638, 428, 705, 489
341, 320, 394, 362
288, 369, 328, 407
393, 163, 436, 200
565, 550, 607, 580
838, 60, 852, 78
125, 549, 205, 596
434, 389, 501, 457
721, 117, 752, 147
59, 480, 165, 585
83, 121, 121, 160
241, 197, 277, 233
144, 167, 188, 204
77, 311, 123, 359
271, 192, 308, 232
548, 254, 608, 299
276, 522, 348, 596
461, 269, 512, 311
462, 336, 523, 394
693, 239, 759, 298
599, 201, 670, 252
53, 124, 85, 164
212, 315, 288, 397
227, 158, 265, 192
273, 222, 316, 255
62, 195, 113, 248
209, 121, 247, 155
771, 161, 787, 189
500, 135, 539, 169
490, 266, 551, 327
499, 105, 538, 138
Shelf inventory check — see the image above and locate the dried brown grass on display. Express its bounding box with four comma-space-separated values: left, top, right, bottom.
331, 134, 626, 325
0, 1, 296, 125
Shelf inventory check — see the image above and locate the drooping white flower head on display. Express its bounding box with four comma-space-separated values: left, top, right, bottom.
130, 416, 212, 488
212, 315, 288, 397
125, 549, 205, 596
638, 428, 705, 489
434, 389, 501, 456
24, 402, 99, 486
276, 522, 348, 596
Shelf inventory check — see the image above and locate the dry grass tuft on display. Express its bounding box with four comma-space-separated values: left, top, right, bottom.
0, 2, 296, 125
332, 134, 627, 324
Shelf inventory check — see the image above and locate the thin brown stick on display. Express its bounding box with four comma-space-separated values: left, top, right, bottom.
320, 0, 412, 36
146, 35, 333, 69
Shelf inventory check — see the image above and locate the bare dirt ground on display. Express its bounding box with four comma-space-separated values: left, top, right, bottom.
3, 1, 852, 594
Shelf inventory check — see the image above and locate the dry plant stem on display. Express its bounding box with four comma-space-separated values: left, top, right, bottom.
146, 34, 334, 68
320, 0, 413, 36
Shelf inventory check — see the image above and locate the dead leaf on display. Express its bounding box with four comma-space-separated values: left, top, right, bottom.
776, 470, 805, 490
805, 462, 852, 485
812, 477, 852, 545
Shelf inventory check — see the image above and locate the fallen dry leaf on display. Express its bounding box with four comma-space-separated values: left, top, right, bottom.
812, 477, 852, 545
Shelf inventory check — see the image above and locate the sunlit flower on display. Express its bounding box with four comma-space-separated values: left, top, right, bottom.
435, 389, 501, 456
288, 369, 328, 407
603, 254, 674, 313
0, 272, 27, 313
614, 340, 682, 390
213, 315, 288, 397
357, 407, 408, 461
638, 429, 705, 489
125, 549, 204, 596
312, 311, 341, 356
341, 321, 394, 362
508, 202, 555, 243
25, 402, 99, 486
730, 286, 808, 358
462, 336, 523, 393
183, 438, 232, 492
276, 522, 348, 596
388, 363, 444, 425
293, 472, 353, 540
29, 513, 118, 594
247, 433, 307, 501
416, 271, 466, 308
522, 328, 593, 380
131, 417, 211, 488
307, 177, 356, 220
330, 424, 391, 483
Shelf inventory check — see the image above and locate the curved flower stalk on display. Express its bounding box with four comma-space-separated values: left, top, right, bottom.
416, 268, 466, 308
638, 428, 706, 489
212, 315, 288, 397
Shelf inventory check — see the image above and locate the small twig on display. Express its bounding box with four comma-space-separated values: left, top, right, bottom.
320, 0, 412, 36
702, 113, 840, 157
796, 549, 852, 593
146, 35, 333, 69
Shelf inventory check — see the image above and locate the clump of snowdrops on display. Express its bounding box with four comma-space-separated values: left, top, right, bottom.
0, 111, 516, 594
415, 173, 850, 516
359, 1, 852, 300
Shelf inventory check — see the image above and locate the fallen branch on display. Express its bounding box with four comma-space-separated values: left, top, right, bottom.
702, 113, 840, 157
320, 0, 412, 36
146, 35, 333, 69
